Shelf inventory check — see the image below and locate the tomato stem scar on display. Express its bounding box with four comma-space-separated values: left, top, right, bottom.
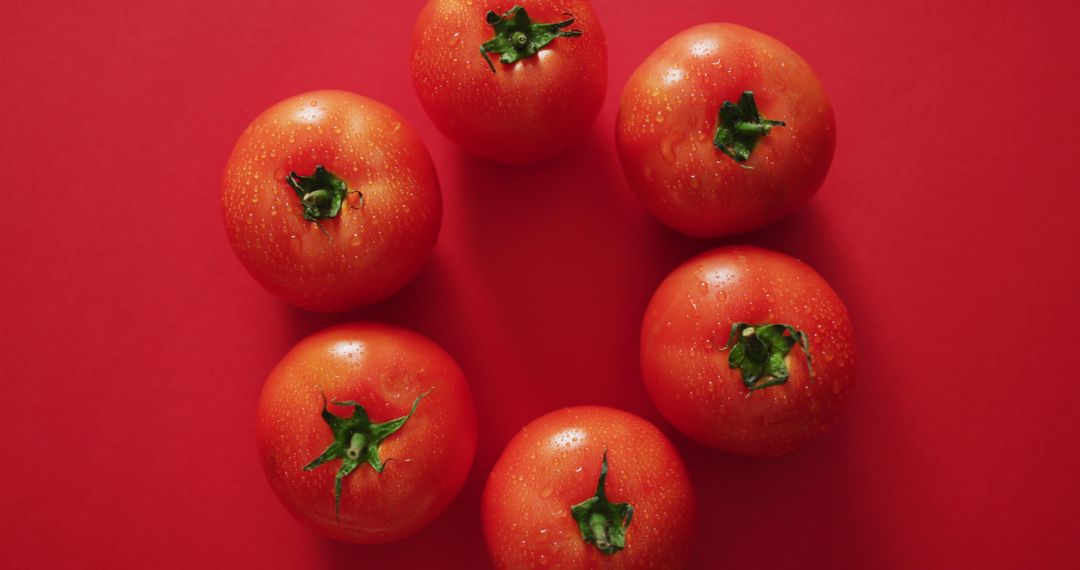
713, 91, 785, 163
479, 6, 582, 73
720, 322, 813, 390
302, 390, 430, 521
569, 450, 634, 555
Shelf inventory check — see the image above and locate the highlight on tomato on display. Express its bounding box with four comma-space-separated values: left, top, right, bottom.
641, 246, 855, 457
483, 406, 695, 568
221, 90, 441, 312
256, 323, 477, 543
617, 24, 835, 238
411, 0, 607, 163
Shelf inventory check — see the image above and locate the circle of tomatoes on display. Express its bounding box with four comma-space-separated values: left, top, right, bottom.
256, 323, 477, 543
641, 246, 855, 457
483, 406, 695, 568
411, 0, 607, 163
616, 24, 835, 238
222, 90, 441, 312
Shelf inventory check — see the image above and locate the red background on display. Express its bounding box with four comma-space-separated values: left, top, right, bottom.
2, 0, 1078, 567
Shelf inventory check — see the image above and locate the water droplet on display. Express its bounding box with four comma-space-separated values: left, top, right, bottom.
349, 233, 361, 247
447, 32, 461, 46
697, 280, 709, 295
716, 290, 727, 302
660, 136, 677, 163
689, 174, 700, 188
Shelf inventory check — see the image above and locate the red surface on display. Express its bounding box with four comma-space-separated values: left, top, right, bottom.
1, 0, 1078, 567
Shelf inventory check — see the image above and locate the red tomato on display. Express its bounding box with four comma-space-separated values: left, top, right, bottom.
411, 0, 607, 163
641, 246, 855, 457
483, 406, 695, 568
221, 90, 441, 312
616, 24, 835, 238
256, 323, 477, 543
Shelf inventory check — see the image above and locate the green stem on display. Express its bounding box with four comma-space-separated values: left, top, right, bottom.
734, 122, 773, 136
713, 91, 785, 163
590, 514, 611, 551
345, 432, 366, 461
479, 6, 582, 72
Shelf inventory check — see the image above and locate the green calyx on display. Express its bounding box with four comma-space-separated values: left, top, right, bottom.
713, 91, 785, 163
285, 165, 360, 223
720, 322, 813, 391
480, 5, 582, 73
302, 391, 428, 521
570, 451, 634, 556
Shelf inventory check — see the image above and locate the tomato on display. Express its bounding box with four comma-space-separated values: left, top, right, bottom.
616, 24, 835, 238
483, 406, 695, 568
256, 323, 477, 543
411, 0, 607, 163
641, 246, 855, 457
221, 90, 441, 312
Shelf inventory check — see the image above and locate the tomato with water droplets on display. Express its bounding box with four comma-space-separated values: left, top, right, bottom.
617, 24, 835, 238
483, 406, 695, 568
257, 323, 477, 543
411, 0, 607, 163
222, 90, 441, 312
641, 246, 855, 457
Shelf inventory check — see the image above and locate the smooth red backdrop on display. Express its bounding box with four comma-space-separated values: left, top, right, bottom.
2, 1, 1078, 568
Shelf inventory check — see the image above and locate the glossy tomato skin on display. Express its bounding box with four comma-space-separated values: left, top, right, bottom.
411, 0, 607, 164
483, 406, 695, 569
256, 323, 477, 543
222, 91, 441, 312
641, 246, 854, 457
617, 24, 835, 238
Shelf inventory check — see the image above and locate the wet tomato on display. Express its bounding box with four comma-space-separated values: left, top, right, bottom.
641, 246, 855, 456
222, 90, 441, 312
257, 323, 477, 543
617, 24, 835, 238
483, 406, 695, 568
411, 0, 607, 163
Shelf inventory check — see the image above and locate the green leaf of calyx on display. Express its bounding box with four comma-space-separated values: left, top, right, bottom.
302, 391, 429, 521
713, 91, 785, 163
285, 165, 360, 223
570, 451, 634, 556
480, 5, 582, 73
720, 322, 813, 390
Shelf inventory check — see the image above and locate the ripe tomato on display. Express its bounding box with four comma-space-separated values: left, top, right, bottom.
256, 323, 477, 543
641, 246, 855, 457
221, 90, 441, 312
411, 0, 607, 163
616, 24, 835, 238
483, 406, 695, 568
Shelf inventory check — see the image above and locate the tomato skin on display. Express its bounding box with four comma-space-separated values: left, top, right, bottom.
641, 246, 855, 457
221, 90, 441, 312
616, 24, 835, 238
411, 0, 607, 164
483, 406, 695, 569
256, 323, 477, 543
